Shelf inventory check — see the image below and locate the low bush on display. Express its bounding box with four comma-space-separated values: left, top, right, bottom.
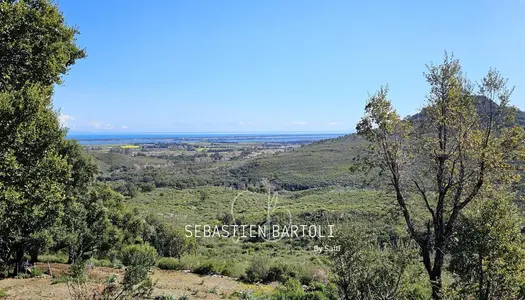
30, 266, 44, 277
272, 278, 339, 300
193, 260, 225, 275
38, 254, 68, 264
121, 244, 157, 267
244, 256, 271, 283
157, 257, 182, 270
179, 255, 199, 270
221, 261, 246, 278
88, 258, 112, 268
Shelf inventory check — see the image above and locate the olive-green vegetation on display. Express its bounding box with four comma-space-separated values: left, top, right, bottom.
0, 0, 191, 292
2, 1, 525, 299
0, 0, 87, 276
228, 135, 369, 190
91, 135, 373, 192
356, 53, 525, 299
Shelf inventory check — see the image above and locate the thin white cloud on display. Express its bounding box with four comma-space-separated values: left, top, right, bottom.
89, 121, 114, 130
328, 122, 343, 126
121, 125, 129, 129
238, 121, 256, 126
291, 121, 308, 126
59, 114, 75, 127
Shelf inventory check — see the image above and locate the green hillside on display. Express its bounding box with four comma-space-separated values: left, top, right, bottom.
227, 134, 367, 190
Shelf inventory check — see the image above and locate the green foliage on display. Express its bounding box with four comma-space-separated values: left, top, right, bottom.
27, 230, 53, 263
66, 252, 157, 299
228, 135, 366, 190
120, 244, 157, 268
143, 214, 196, 259
0, 0, 86, 90
119, 244, 157, 297
193, 260, 226, 276
267, 262, 314, 285
115, 182, 140, 198
221, 261, 247, 278
244, 256, 272, 283
55, 183, 139, 263
178, 255, 200, 271
69, 260, 87, 282
356, 52, 525, 299
0, 84, 71, 273
66, 260, 91, 300
0, 0, 89, 274
0, 289, 7, 298
140, 182, 156, 193
272, 278, 306, 299
449, 191, 525, 299
157, 257, 182, 270
329, 225, 428, 300
30, 266, 44, 277
271, 278, 339, 300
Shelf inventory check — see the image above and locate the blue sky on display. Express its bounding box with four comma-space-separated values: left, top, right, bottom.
54, 0, 525, 133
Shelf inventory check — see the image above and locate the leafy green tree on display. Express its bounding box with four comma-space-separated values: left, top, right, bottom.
26, 230, 52, 264
0, 0, 85, 91
142, 214, 196, 259
0, 0, 86, 275
449, 189, 525, 299
54, 184, 144, 263
31, 140, 97, 264
0, 84, 71, 274
356, 53, 525, 299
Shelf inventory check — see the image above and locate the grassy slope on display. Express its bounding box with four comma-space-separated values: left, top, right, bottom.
227, 134, 368, 190
124, 186, 410, 280
89, 134, 371, 191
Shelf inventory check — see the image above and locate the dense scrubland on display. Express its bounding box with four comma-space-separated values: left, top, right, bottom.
2, 1, 525, 299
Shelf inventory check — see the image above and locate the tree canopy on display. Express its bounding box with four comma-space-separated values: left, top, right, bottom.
0, 0, 86, 91
356, 52, 525, 299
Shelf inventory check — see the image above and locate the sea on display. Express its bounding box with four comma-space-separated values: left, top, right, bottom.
67, 132, 347, 145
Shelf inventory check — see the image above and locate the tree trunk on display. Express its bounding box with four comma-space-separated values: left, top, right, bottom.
67, 251, 75, 264
13, 245, 25, 277
430, 273, 443, 300
29, 250, 39, 264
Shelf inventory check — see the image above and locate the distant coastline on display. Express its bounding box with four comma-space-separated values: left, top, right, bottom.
67, 132, 347, 145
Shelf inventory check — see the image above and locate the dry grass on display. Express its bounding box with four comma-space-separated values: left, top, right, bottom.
0, 263, 272, 300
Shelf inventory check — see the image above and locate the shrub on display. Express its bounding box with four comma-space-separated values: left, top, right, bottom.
244, 256, 271, 283
30, 266, 44, 277
0, 289, 7, 298
157, 257, 182, 270
221, 262, 246, 278
273, 278, 305, 299
66, 261, 90, 299
194, 260, 225, 275
144, 215, 196, 258
179, 255, 199, 270
38, 254, 68, 264
141, 182, 156, 192
267, 262, 297, 283
88, 258, 112, 268
121, 244, 157, 268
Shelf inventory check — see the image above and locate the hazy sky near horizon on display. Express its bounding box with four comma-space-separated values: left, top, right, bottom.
54, 0, 525, 133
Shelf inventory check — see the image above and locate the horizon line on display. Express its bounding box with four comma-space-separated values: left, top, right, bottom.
66, 130, 353, 135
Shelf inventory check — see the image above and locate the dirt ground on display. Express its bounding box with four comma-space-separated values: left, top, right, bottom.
0, 263, 273, 300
